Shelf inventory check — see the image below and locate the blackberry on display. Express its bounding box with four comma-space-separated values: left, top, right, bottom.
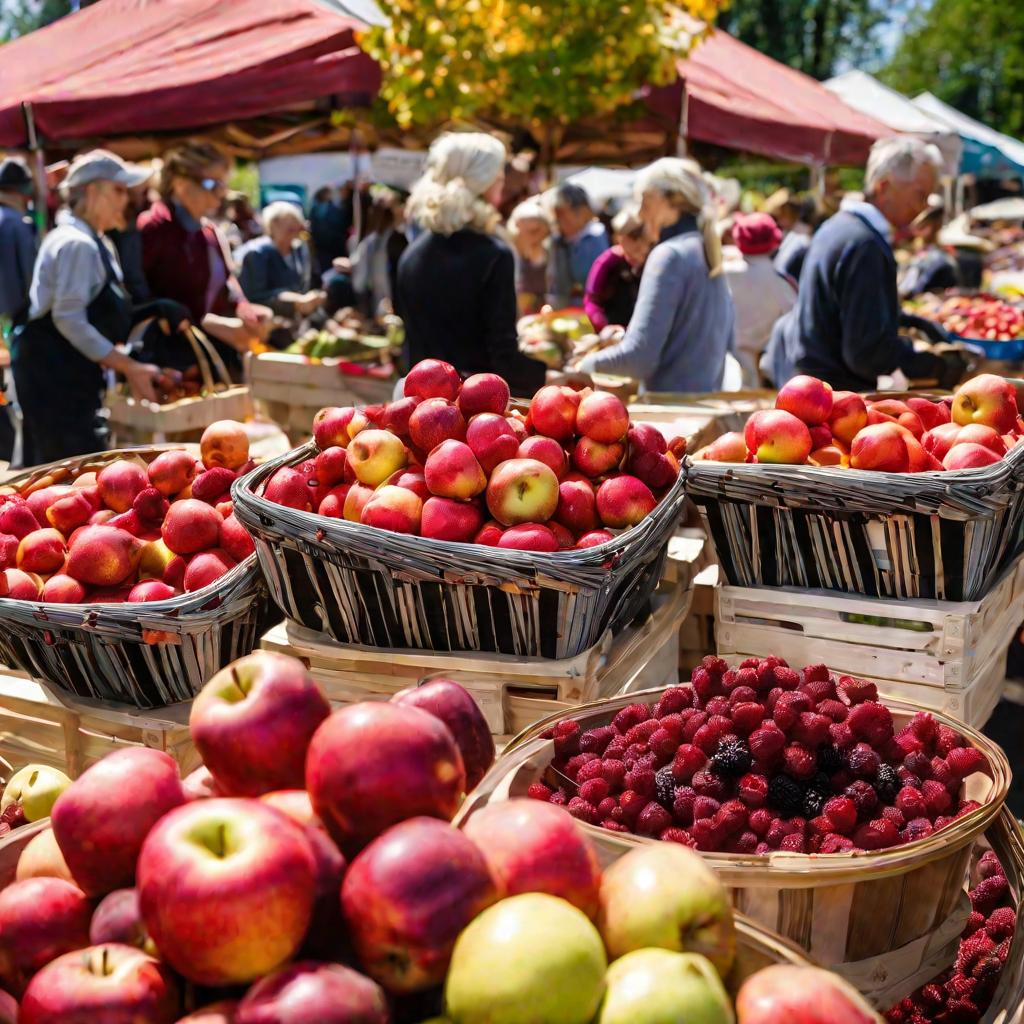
710, 738, 752, 778
817, 744, 844, 775
808, 772, 832, 797
803, 788, 826, 818
655, 766, 677, 809
874, 763, 900, 803
767, 774, 805, 816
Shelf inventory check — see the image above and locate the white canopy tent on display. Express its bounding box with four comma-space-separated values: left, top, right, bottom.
824, 71, 962, 175
913, 92, 1024, 179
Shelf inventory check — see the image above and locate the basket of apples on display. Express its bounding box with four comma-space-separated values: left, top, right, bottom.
232, 359, 688, 658
461, 656, 1012, 1003
0, 422, 267, 709
0, 650, 892, 1024
686, 373, 1024, 600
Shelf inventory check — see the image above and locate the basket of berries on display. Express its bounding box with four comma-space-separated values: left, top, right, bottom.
457, 655, 1010, 996
232, 359, 688, 658
0, 426, 268, 709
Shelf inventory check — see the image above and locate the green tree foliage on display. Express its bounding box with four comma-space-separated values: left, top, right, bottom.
883, 0, 1024, 139
360, 0, 729, 152
718, 0, 892, 79
0, 0, 71, 42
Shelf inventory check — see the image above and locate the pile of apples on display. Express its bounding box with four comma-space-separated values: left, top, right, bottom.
0, 765, 70, 840
0, 650, 882, 1024
696, 373, 1023, 473
0, 421, 256, 605
260, 358, 683, 552
918, 294, 1024, 342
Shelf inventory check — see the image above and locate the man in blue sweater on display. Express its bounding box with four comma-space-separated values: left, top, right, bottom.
765, 137, 967, 391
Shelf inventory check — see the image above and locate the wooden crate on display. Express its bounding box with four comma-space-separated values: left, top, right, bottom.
716, 555, 1024, 728
0, 674, 198, 781
680, 563, 719, 671
261, 578, 692, 738
107, 386, 252, 445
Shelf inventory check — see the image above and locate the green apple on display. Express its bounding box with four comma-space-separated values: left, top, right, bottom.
1, 765, 71, 822
445, 893, 606, 1024
598, 949, 734, 1024
598, 843, 736, 976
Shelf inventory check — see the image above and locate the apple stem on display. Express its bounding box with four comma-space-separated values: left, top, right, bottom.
215, 821, 227, 857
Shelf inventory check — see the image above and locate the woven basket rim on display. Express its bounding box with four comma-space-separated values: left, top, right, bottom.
471, 689, 1010, 884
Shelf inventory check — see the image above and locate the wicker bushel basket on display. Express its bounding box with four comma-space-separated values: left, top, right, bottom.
0, 449, 268, 709
686, 418, 1024, 601
457, 688, 1010, 996
232, 443, 687, 658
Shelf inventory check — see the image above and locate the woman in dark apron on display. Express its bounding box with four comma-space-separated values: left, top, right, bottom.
12, 151, 160, 467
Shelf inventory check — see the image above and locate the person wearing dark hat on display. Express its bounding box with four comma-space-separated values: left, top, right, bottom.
11, 149, 161, 466
723, 213, 796, 387
0, 157, 37, 328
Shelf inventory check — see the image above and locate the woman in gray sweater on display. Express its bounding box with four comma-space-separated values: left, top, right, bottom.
576, 158, 735, 393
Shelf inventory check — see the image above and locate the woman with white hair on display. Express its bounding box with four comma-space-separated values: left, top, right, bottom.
11, 150, 161, 464
507, 198, 551, 315
237, 201, 324, 318
395, 133, 549, 396
574, 158, 735, 392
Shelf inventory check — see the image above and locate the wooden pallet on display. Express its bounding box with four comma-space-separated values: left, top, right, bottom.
261, 578, 692, 737
680, 563, 718, 672
0, 674, 198, 781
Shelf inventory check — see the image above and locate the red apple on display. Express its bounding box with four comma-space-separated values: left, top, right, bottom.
529, 385, 580, 440
486, 458, 559, 526
182, 765, 223, 802
424, 440, 487, 499
849, 423, 910, 472
89, 888, 148, 949
463, 799, 601, 918
694, 432, 749, 462
41, 574, 87, 603
201, 421, 250, 472
571, 436, 625, 478
952, 423, 1006, 455
220, 513, 255, 562
17, 528, 67, 574
907, 397, 949, 431
97, 460, 148, 514
576, 529, 615, 549
312, 446, 349, 488
627, 423, 667, 457
137, 799, 316, 985
19, 943, 180, 1024
393, 678, 495, 790
183, 549, 236, 592
63, 525, 141, 587
0, 497, 40, 539
16, 827, 74, 884
421, 496, 484, 542
498, 522, 559, 552
943, 442, 1002, 470
343, 483, 375, 523
360, 485, 423, 534
576, 392, 629, 443
175, 1002, 239, 1024
236, 962, 388, 1024
555, 476, 599, 534
505, 414, 528, 443
306, 702, 466, 857
518, 435, 568, 479
735, 964, 881, 1024
312, 407, 368, 450
147, 450, 197, 497
0, 877, 92, 995
952, 373, 1020, 434
190, 651, 331, 797
596, 476, 657, 529
550, 521, 575, 548
347, 429, 409, 488
46, 490, 94, 535
261, 467, 313, 513
161, 500, 223, 555
191, 468, 236, 506
132, 487, 170, 526
26, 486, 73, 529
922, 422, 962, 459
827, 392, 868, 446
341, 818, 497, 992
776, 375, 833, 425
744, 409, 813, 464
316, 483, 351, 519
409, 399, 467, 453
404, 359, 461, 402
458, 372, 510, 417
474, 520, 504, 546
52, 748, 187, 897
382, 396, 422, 437
0, 567, 43, 600
128, 580, 176, 602
381, 469, 430, 502
0, 532, 18, 569
466, 413, 520, 473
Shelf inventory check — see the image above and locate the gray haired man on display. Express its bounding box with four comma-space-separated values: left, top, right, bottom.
546, 182, 608, 308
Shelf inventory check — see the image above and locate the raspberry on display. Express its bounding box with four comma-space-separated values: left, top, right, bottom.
682, 712, 709, 743
579, 725, 616, 754
801, 678, 837, 704
815, 699, 848, 723
847, 741, 880, 778
702, 655, 729, 675
945, 973, 977, 999
691, 795, 720, 822
903, 750, 933, 780
647, 729, 677, 762
896, 786, 927, 819
779, 832, 806, 852
802, 663, 831, 683
749, 724, 787, 763
636, 802, 672, 836
749, 808, 775, 837
567, 797, 600, 825
671, 744, 707, 782
956, 932, 995, 974
655, 686, 694, 715
767, 774, 804, 815
830, 722, 855, 749
710, 738, 752, 778
549, 790, 568, 806
772, 691, 811, 730
844, 780, 879, 818
820, 833, 856, 853
601, 819, 630, 833
718, 799, 748, 833
691, 770, 727, 800
601, 759, 627, 788
765, 818, 791, 849
782, 744, 816, 780
579, 778, 610, 804
672, 786, 696, 825
921, 779, 952, 815
996, 937, 1012, 962
660, 827, 694, 845
612, 703, 651, 734
755, 842, 771, 854
565, 752, 598, 779
604, 739, 627, 761
986, 907, 1016, 940
597, 796, 617, 818
657, 714, 684, 740
854, 818, 899, 850
970, 875, 1009, 915
731, 830, 758, 854
617, 790, 649, 825
730, 702, 765, 735
973, 953, 1003, 981
773, 666, 800, 690
929, 756, 956, 788
836, 675, 878, 705
552, 719, 581, 756
625, 765, 655, 797
935, 724, 963, 757
823, 796, 858, 834
527, 781, 553, 801
848, 701, 894, 746
575, 760, 606, 784
962, 911, 986, 937
893, 728, 924, 757
689, 817, 720, 850
978, 851, 1004, 880
897, 766, 922, 789
654, 766, 677, 808
738, 772, 769, 808
808, 814, 833, 838
947, 746, 987, 779
909, 710, 939, 745
705, 696, 731, 718
624, 719, 661, 746
731, 666, 759, 691
691, 667, 716, 700
793, 712, 832, 749
729, 685, 759, 706
881, 805, 905, 828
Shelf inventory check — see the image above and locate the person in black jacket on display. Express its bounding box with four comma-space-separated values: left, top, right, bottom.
765, 137, 968, 392
396, 133, 573, 398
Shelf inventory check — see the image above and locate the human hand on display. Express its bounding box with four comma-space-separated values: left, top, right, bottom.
332, 257, 352, 274
125, 361, 160, 403
297, 291, 326, 317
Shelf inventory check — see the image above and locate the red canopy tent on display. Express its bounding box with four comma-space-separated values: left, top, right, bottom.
0, 0, 380, 147
661, 29, 892, 165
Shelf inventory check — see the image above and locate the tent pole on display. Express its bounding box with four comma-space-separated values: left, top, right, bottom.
20, 101, 49, 236
676, 83, 689, 157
